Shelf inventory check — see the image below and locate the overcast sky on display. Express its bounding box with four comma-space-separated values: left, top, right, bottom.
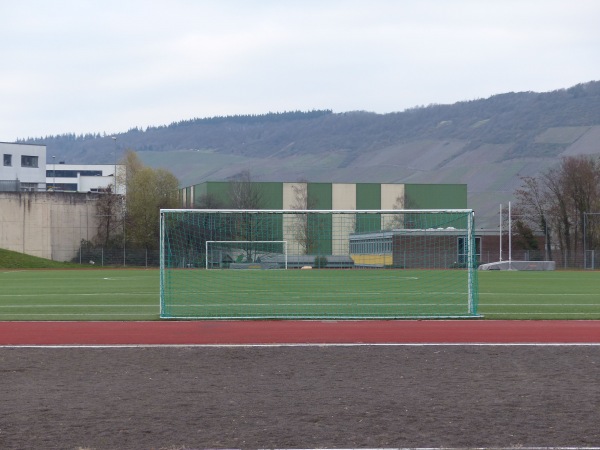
2, 0, 599, 141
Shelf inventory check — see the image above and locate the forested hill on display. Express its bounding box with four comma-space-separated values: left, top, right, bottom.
21, 80, 600, 227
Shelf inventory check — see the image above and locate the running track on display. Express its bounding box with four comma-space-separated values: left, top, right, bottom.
1, 320, 599, 345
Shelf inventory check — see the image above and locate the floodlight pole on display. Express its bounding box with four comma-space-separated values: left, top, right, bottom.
584, 212, 587, 269
584, 212, 600, 269
499, 204, 502, 261
508, 201, 512, 270
111, 136, 117, 194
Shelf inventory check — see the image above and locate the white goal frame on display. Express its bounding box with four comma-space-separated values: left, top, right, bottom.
160, 208, 481, 319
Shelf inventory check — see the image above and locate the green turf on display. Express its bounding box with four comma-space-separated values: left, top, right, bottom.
0, 268, 599, 320
478, 270, 600, 319
0, 269, 160, 320
162, 269, 475, 319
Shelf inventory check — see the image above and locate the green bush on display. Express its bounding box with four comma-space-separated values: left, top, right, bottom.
314, 256, 328, 268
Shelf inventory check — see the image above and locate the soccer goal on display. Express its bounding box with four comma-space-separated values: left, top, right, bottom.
160, 209, 480, 319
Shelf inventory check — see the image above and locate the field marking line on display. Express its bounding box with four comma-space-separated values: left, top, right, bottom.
483, 303, 600, 306
0, 304, 156, 308
478, 312, 600, 316
481, 292, 599, 296
0, 292, 156, 297
0, 313, 158, 317
2, 343, 600, 349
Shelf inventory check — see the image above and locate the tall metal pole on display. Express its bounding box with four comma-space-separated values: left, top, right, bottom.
584, 212, 588, 269
111, 136, 117, 194
499, 204, 502, 261
583, 213, 600, 269
508, 201, 512, 270
52, 155, 56, 190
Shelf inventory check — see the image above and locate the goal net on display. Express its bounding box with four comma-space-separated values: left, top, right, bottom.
160, 209, 480, 319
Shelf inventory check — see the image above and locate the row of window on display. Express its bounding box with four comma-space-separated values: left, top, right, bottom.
350, 236, 482, 257
3, 154, 39, 168
45, 170, 103, 178
4, 155, 105, 177
47, 183, 78, 191
349, 238, 393, 254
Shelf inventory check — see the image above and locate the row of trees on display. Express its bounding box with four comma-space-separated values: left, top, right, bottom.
514, 155, 600, 267
93, 151, 179, 250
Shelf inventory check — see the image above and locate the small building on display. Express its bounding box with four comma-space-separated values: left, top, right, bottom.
349, 227, 478, 269
0, 142, 46, 192
46, 162, 125, 195
1, 142, 124, 194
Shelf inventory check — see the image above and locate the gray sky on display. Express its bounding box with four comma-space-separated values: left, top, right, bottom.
2, 0, 599, 141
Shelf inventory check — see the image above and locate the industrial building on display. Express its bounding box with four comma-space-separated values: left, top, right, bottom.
180, 181, 467, 211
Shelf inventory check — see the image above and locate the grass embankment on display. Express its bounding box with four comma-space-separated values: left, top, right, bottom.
0, 248, 83, 269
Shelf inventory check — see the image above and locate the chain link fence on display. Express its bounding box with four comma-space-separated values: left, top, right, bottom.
478, 249, 597, 269
74, 246, 160, 268
54, 244, 600, 270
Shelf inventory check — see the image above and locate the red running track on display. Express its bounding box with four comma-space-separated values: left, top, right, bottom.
0, 320, 599, 345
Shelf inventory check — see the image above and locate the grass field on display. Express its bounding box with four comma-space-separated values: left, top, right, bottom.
0, 267, 599, 320
163, 268, 476, 319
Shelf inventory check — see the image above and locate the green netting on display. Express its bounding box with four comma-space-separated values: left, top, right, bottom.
160, 209, 479, 319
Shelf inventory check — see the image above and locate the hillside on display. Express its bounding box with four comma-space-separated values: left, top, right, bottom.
21, 81, 600, 228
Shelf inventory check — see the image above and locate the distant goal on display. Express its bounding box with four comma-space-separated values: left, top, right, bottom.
160, 209, 480, 319
206, 241, 288, 270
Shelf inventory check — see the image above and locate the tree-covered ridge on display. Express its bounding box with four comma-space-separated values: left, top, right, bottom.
17, 110, 334, 143
19, 81, 600, 164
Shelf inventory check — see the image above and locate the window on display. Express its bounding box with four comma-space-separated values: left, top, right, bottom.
20, 183, 38, 192
45, 169, 103, 178
3, 154, 11, 166
21, 155, 39, 168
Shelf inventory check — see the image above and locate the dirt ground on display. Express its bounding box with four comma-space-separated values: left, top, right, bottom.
0, 345, 599, 449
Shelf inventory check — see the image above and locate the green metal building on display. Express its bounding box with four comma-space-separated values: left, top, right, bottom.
180, 182, 467, 211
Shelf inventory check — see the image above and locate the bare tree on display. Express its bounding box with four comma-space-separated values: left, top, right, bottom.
227, 170, 266, 261
515, 176, 553, 259
228, 170, 263, 209
561, 156, 600, 256
514, 155, 600, 266
389, 193, 418, 229
94, 185, 122, 247
290, 181, 322, 254
196, 193, 224, 209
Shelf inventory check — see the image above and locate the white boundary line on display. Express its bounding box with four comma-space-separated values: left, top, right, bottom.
402, 448, 600, 450
2, 343, 600, 348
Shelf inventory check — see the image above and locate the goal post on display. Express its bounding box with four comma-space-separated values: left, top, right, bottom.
160, 209, 480, 319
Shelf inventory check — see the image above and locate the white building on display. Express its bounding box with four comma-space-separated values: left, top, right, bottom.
0, 142, 46, 191
1, 142, 124, 194
46, 162, 125, 195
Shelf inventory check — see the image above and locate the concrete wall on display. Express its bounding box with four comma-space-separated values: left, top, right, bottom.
0, 192, 99, 261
